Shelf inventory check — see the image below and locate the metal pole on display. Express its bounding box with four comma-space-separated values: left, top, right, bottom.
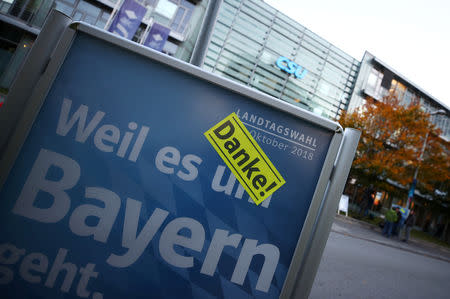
104, 0, 124, 30
190, 0, 222, 67
0, 10, 72, 158
406, 130, 428, 208
405, 109, 445, 208
139, 6, 156, 44
290, 128, 361, 299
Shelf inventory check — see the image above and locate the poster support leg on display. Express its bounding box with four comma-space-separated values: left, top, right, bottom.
290, 128, 360, 299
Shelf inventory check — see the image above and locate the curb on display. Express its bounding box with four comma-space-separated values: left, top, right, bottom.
335, 213, 379, 230
331, 229, 450, 263
333, 214, 450, 263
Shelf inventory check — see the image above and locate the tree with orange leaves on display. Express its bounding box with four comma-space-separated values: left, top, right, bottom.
340, 94, 449, 202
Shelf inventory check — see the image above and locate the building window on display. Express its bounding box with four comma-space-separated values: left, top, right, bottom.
152, 0, 193, 36
0, 0, 14, 13
366, 68, 383, 98
162, 39, 178, 56
390, 79, 406, 101
403, 88, 415, 106
5, 0, 53, 25
54, 0, 110, 27
8, 0, 37, 22
54, 0, 75, 16
154, 0, 178, 19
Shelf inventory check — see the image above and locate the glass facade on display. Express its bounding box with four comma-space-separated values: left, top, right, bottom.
1, 0, 448, 132
203, 0, 360, 120
348, 52, 450, 141
0, 0, 54, 93
0, 0, 206, 93
0, 0, 54, 27
53, 0, 110, 28
50, 0, 197, 43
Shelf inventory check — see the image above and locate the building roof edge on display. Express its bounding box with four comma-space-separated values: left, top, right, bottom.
365, 51, 449, 111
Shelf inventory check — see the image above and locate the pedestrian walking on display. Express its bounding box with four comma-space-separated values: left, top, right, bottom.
403, 210, 416, 242
382, 207, 398, 237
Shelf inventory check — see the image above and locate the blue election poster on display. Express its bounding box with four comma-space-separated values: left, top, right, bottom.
0, 32, 334, 299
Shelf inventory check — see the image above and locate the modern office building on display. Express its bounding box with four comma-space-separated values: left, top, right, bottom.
2, 0, 362, 121
201, 0, 360, 120
348, 51, 449, 141
0, 0, 207, 98
346, 51, 449, 236
1, 0, 449, 131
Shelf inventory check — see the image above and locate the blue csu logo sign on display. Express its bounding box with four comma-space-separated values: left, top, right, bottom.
276, 56, 307, 79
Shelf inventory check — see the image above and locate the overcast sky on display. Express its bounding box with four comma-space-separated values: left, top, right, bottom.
264, 0, 450, 108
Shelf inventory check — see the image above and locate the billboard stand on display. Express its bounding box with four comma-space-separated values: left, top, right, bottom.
338, 195, 349, 216
290, 128, 361, 298
0, 11, 360, 299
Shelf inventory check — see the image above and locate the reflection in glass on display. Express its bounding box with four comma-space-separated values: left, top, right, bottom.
155, 0, 178, 20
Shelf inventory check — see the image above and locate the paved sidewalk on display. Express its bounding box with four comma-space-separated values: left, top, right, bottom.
332, 214, 450, 263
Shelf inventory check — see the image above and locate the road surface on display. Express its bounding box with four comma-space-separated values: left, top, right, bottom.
309, 217, 450, 299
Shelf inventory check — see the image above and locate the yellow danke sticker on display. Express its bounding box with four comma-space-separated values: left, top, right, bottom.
204, 113, 285, 205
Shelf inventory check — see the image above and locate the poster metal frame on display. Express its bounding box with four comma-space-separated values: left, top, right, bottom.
0, 14, 358, 298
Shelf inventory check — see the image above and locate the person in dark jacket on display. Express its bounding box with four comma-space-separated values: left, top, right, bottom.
360, 185, 375, 217
393, 207, 403, 236
403, 210, 416, 242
